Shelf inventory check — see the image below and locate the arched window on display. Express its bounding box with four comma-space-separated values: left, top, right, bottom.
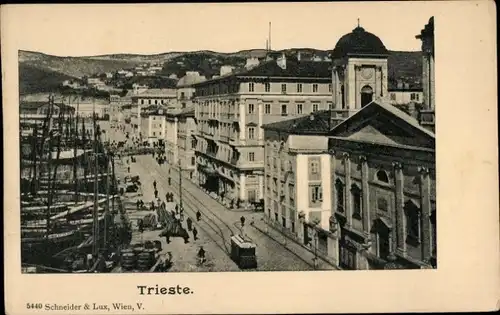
404, 200, 421, 243
335, 179, 345, 212
351, 184, 362, 218
376, 170, 389, 183
361, 85, 373, 107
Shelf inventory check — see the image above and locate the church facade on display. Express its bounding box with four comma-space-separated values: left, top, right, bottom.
262, 18, 437, 270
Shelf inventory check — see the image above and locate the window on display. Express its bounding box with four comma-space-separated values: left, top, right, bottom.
248, 127, 255, 139
328, 102, 333, 110
377, 198, 388, 212
191, 157, 195, 165
333, 179, 345, 213
153, 132, 156, 136
265, 104, 271, 114
329, 84, 332, 92
248, 152, 255, 161
148, 99, 152, 105
281, 104, 288, 116
313, 84, 318, 93
312, 103, 319, 112
376, 170, 389, 183
265, 83, 270, 92
191, 139, 196, 149
249, 82, 255, 92
390, 93, 396, 101
310, 185, 323, 203
405, 200, 421, 243
415, 94, 420, 101
310, 160, 319, 174
351, 184, 362, 219
289, 184, 295, 202
248, 103, 255, 114
155, 100, 158, 105
281, 84, 287, 93
297, 84, 302, 93
410, 93, 416, 100
297, 104, 303, 114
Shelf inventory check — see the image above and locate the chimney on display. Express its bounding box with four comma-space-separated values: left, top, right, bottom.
277, 52, 286, 70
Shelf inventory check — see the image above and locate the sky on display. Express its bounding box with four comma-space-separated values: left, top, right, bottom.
4, 3, 440, 57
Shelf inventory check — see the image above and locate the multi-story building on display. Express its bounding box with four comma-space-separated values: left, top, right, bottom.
165, 108, 197, 180
416, 17, 435, 132
262, 21, 436, 270
140, 109, 166, 145
388, 81, 423, 106
262, 110, 336, 260
192, 54, 333, 207
131, 88, 177, 107
176, 72, 206, 109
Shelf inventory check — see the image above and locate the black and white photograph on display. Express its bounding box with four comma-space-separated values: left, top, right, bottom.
16, 6, 438, 274
3, 2, 498, 313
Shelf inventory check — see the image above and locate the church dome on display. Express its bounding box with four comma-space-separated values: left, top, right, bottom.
331, 26, 389, 59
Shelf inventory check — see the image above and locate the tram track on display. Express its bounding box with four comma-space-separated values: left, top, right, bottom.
137, 156, 317, 271
139, 160, 236, 256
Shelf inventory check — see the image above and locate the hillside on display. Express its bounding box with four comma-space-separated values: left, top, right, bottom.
19, 50, 139, 78
19, 49, 423, 95
19, 64, 77, 95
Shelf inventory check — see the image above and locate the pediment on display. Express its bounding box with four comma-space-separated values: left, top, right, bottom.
329, 102, 435, 149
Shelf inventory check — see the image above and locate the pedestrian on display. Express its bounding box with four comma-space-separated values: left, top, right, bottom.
164, 232, 171, 244
168, 177, 171, 185
153, 180, 157, 189
197, 246, 205, 264
175, 204, 179, 213
127, 166, 130, 173
138, 219, 144, 233
182, 229, 189, 244
136, 199, 140, 210
154, 190, 158, 199
192, 226, 198, 240
151, 201, 155, 211
196, 210, 201, 221
186, 217, 193, 231
240, 216, 246, 227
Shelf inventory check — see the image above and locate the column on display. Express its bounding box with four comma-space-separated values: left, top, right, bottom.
258, 174, 264, 200
330, 149, 337, 215
239, 173, 246, 200
239, 103, 246, 141
347, 63, 356, 110
343, 153, 352, 227
332, 69, 338, 106
257, 101, 264, 140
393, 162, 406, 255
354, 65, 360, 109
429, 55, 435, 110
360, 155, 371, 236
419, 166, 432, 262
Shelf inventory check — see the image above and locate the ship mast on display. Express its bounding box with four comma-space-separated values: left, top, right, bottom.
92, 96, 100, 257
73, 95, 80, 204
45, 94, 55, 238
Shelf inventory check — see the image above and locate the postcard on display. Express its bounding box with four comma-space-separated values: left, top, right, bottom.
2, 1, 498, 314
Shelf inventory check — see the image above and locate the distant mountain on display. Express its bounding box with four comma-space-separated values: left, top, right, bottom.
19, 49, 422, 95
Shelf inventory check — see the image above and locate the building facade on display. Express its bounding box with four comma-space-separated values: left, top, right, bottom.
140, 109, 166, 145
328, 101, 436, 270
165, 108, 197, 180
193, 55, 333, 207
262, 110, 337, 260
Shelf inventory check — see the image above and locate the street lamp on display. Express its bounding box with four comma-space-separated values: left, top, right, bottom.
178, 158, 183, 210
311, 217, 321, 270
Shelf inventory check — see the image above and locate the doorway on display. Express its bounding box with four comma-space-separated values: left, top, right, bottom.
361, 85, 374, 107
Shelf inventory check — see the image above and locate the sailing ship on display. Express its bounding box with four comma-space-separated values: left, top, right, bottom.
20, 94, 131, 272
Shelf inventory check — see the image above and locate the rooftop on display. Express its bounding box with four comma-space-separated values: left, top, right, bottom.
132, 88, 177, 98
193, 58, 331, 86
262, 110, 339, 135
331, 25, 389, 59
